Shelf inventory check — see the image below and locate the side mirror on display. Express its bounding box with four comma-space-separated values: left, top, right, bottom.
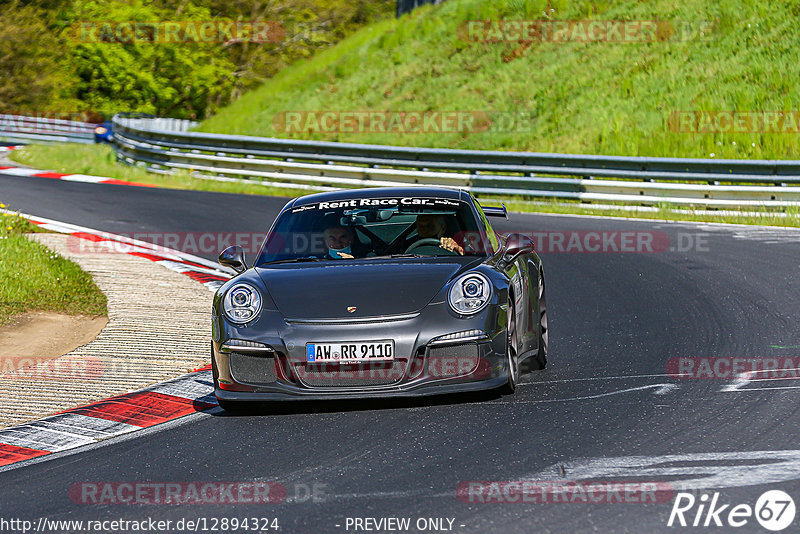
503, 233, 534, 262
218, 245, 247, 274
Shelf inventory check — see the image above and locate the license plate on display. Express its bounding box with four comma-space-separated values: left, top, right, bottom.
306, 340, 394, 363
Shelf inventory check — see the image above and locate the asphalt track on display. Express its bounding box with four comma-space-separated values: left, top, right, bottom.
2, 172, 800, 533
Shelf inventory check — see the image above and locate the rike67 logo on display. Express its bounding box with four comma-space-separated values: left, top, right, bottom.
522, 451, 799, 531
668, 490, 796, 531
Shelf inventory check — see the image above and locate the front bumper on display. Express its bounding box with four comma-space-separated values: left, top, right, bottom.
212, 300, 509, 401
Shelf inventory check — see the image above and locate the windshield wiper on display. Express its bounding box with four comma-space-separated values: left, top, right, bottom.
260, 257, 327, 265
364, 253, 426, 260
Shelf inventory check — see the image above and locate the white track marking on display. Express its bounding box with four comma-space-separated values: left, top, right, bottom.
699, 225, 800, 244
0, 426, 95, 452
24, 414, 140, 439
492, 383, 679, 404
721, 371, 755, 392
155, 259, 229, 277
0, 167, 40, 176
730, 385, 800, 391
59, 174, 107, 183
149, 371, 215, 403
721, 368, 800, 392
531, 450, 800, 491
518, 373, 689, 386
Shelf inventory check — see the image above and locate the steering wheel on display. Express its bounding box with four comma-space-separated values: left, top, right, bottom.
405, 238, 443, 254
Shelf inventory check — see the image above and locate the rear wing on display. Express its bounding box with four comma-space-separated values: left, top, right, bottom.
482, 204, 508, 219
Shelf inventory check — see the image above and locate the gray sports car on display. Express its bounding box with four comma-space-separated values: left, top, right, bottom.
211, 187, 547, 409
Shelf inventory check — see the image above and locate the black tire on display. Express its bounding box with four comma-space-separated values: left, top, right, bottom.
533, 269, 548, 369
500, 296, 519, 394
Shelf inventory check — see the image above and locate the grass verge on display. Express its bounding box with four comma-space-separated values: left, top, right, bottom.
196, 0, 800, 161
9, 143, 800, 228
0, 207, 107, 325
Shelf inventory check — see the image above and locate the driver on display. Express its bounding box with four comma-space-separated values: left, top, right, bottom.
415, 214, 464, 255
323, 224, 356, 259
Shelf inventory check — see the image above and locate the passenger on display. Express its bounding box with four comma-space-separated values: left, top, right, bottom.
415, 214, 464, 255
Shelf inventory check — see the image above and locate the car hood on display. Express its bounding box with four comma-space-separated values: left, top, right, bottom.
255, 259, 480, 320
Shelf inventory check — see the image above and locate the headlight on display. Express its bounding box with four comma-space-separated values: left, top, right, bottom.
223, 283, 262, 324
448, 273, 492, 315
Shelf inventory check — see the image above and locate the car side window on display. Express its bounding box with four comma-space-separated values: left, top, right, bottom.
472, 196, 500, 254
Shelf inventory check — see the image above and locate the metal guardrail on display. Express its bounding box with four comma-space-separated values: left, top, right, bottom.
0, 114, 96, 144
112, 115, 800, 208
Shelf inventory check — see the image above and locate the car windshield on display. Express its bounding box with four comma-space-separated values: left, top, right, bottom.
255, 196, 491, 265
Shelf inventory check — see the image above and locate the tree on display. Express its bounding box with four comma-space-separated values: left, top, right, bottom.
0, 1, 77, 113
0, 0, 393, 119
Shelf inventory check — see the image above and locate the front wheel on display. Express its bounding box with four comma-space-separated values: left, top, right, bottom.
500, 297, 519, 394
520, 269, 548, 373
534, 269, 548, 369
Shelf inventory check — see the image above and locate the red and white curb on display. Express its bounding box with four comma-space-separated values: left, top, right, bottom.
0, 148, 154, 187
0, 214, 235, 469
0, 366, 215, 469
0, 149, 331, 194
0, 161, 156, 188
2, 210, 234, 291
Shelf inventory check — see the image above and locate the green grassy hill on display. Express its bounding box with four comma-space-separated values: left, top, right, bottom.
197, 0, 800, 160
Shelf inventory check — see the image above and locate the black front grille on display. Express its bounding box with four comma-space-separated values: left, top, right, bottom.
294, 359, 407, 387
426, 343, 480, 378
229, 352, 277, 385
